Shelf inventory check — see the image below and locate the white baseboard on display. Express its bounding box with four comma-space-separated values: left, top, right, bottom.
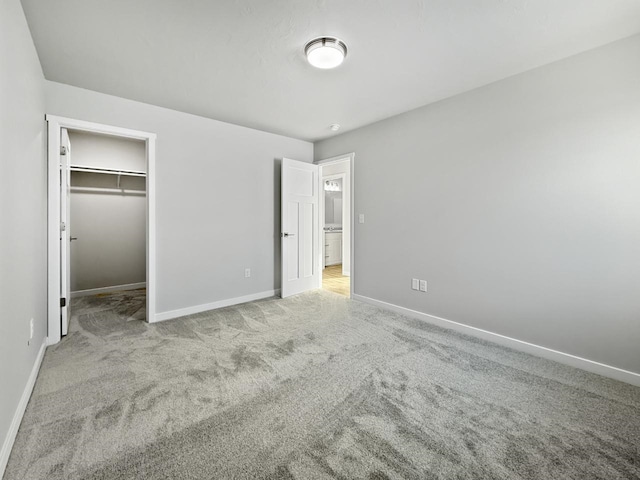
353, 294, 640, 387
71, 282, 146, 298
153, 289, 281, 323
0, 337, 47, 477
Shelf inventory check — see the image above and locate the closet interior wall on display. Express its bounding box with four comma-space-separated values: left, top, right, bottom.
68, 131, 147, 295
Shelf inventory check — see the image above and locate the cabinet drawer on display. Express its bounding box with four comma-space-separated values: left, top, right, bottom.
324, 232, 342, 266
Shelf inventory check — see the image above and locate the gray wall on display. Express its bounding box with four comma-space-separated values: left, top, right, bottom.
68, 131, 146, 292
45, 81, 313, 314
0, 0, 47, 468
315, 35, 640, 374
69, 130, 146, 171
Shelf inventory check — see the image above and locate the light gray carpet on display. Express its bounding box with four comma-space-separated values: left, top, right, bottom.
4, 289, 640, 479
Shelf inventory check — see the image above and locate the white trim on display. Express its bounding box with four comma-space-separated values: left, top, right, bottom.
153, 290, 281, 323
47, 118, 61, 344
315, 153, 355, 298
46, 115, 157, 344
45, 115, 155, 140
71, 282, 146, 298
0, 338, 47, 477
146, 136, 157, 329
315, 154, 353, 167
353, 294, 640, 387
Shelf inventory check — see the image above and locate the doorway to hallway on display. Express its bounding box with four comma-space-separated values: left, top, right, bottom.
317, 154, 354, 298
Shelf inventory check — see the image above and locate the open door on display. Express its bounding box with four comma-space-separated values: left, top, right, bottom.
281, 158, 320, 298
60, 128, 71, 335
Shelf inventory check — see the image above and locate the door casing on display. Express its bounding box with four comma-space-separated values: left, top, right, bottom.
320, 172, 347, 274
59, 128, 71, 335
315, 153, 355, 298
46, 115, 157, 344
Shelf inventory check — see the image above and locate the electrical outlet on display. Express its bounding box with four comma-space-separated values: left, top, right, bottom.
245, 268, 251, 278
419, 280, 427, 292
358, 213, 365, 224
411, 278, 419, 290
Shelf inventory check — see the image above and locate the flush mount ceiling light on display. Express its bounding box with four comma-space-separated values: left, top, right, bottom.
304, 37, 347, 69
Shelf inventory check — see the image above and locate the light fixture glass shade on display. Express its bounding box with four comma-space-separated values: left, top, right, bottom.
305, 37, 347, 69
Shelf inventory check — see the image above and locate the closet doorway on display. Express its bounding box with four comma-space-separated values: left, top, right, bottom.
66, 130, 147, 334
47, 116, 156, 344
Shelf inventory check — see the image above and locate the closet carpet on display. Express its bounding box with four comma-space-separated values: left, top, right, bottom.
4, 290, 640, 479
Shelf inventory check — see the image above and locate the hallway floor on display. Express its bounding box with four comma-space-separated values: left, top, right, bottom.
322, 264, 350, 297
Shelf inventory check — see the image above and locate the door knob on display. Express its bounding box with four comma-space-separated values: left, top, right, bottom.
282, 233, 296, 237
70, 237, 78, 241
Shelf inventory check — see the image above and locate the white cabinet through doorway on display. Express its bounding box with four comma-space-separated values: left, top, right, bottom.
324, 232, 342, 266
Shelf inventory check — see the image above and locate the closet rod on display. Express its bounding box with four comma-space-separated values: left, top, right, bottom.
69, 165, 147, 177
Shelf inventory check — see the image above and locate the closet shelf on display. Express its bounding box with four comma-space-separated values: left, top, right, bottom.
70, 186, 146, 195
69, 165, 147, 177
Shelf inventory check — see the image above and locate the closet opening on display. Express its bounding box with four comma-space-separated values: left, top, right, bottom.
65, 130, 147, 334
47, 116, 156, 345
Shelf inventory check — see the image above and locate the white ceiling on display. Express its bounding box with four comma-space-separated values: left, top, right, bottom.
21, 0, 640, 141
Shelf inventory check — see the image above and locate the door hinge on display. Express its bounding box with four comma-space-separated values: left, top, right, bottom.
60, 145, 67, 155
60, 297, 66, 307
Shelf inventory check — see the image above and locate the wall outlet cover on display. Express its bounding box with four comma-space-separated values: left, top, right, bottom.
245, 268, 251, 278
411, 278, 419, 290
419, 280, 427, 292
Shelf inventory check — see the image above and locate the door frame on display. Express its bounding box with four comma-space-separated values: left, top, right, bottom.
46, 115, 157, 344
59, 128, 71, 335
320, 173, 347, 273
315, 153, 355, 298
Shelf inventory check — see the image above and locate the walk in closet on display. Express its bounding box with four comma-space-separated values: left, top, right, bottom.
67, 131, 147, 301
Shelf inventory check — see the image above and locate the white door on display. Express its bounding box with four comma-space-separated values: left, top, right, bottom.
60, 128, 71, 335
281, 158, 320, 297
